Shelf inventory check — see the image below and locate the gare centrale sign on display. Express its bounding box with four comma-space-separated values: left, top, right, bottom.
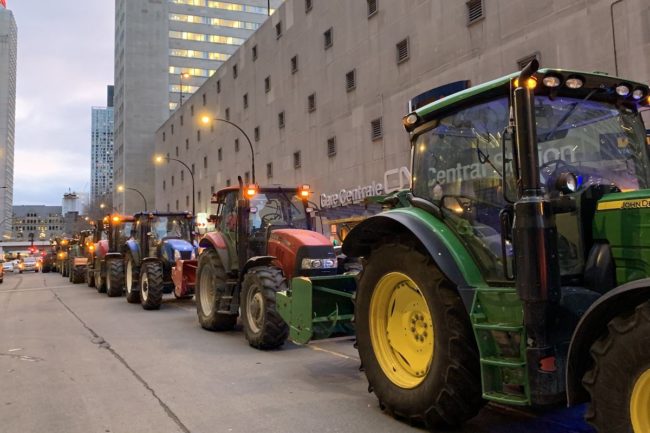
319, 166, 411, 209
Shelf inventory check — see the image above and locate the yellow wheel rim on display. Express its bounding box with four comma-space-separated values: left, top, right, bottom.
369, 272, 434, 389
631, 368, 650, 433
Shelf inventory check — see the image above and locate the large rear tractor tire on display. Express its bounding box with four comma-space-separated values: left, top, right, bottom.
125, 253, 140, 304
71, 266, 85, 284
583, 301, 650, 433
106, 259, 125, 297
196, 249, 237, 331
241, 266, 289, 350
355, 243, 484, 429
140, 261, 163, 310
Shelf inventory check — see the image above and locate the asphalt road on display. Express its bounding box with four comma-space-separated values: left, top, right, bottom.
0, 272, 595, 433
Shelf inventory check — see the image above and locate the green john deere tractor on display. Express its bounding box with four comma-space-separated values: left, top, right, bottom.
277, 61, 650, 432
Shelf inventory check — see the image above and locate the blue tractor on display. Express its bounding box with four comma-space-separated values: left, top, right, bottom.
123, 212, 196, 310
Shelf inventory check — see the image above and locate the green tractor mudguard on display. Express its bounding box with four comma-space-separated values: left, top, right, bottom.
342, 207, 485, 310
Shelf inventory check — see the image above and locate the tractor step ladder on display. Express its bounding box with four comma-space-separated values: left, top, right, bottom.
471, 286, 531, 406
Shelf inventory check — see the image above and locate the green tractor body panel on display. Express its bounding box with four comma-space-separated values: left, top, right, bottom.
387, 207, 486, 287
593, 189, 650, 284
276, 275, 357, 344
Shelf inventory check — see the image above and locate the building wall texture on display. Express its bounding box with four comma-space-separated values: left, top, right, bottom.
0, 6, 16, 237
113, 0, 282, 213
154, 0, 650, 218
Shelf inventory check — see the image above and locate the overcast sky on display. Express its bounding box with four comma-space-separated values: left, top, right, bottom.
9, 1, 114, 206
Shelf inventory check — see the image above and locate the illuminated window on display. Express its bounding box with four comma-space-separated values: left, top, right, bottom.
170, 48, 230, 62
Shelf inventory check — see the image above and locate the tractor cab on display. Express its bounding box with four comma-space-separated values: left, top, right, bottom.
132, 211, 194, 260
209, 184, 325, 277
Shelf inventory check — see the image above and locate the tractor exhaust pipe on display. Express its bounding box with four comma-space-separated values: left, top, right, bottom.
512, 59, 561, 350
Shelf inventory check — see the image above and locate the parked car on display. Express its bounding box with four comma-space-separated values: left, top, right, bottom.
18, 257, 39, 273
2, 260, 13, 273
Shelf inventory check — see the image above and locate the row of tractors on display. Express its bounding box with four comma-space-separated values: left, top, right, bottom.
53, 63, 650, 433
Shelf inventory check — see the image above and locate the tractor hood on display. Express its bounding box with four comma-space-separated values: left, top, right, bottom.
268, 229, 337, 279
161, 238, 195, 263
594, 189, 650, 284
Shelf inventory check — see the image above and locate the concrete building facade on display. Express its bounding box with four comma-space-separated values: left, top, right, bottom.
91, 86, 115, 205
12, 205, 63, 241
113, 0, 282, 213
154, 0, 650, 219
0, 4, 16, 238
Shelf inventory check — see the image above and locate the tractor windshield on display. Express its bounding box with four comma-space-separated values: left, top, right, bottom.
150, 216, 192, 241
413, 96, 650, 280
249, 191, 308, 231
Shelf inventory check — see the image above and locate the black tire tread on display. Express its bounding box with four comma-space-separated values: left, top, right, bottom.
141, 261, 164, 310
106, 259, 125, 297
355, 243, 484, 429
125, 253, 140, 304
196, 249, 237, 331
241, 266, 289, 350
583, 301, 650, 433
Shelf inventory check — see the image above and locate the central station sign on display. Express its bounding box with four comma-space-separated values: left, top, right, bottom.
319, 166, 411, 209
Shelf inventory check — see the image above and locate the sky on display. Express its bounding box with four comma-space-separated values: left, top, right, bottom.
8, 1, 114, 206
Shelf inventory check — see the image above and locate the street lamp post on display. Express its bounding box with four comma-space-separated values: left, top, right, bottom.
179, 72, 190, 107
117, 185, 148, 211
155, 156, 195, 215
201, 116, 256, 184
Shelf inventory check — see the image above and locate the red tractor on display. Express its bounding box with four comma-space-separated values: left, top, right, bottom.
195, 183, 339, 349
86, 214, 135, 297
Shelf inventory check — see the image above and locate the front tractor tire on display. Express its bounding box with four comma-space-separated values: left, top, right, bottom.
583, 301, 650, 433
241, 266, 289, 350
195, 249, 237, 331
125, 253, 140, 304
355, 243, 483, 429
106, 259, 125, 297
140, 261, 164, 310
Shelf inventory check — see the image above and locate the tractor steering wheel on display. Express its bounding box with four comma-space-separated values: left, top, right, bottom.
261, 213, 283, 226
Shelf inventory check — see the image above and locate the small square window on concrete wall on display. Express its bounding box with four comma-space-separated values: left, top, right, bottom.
294, 151, 301, 168
346, 70, 356, 91
466, 0, 484, 25
308, 93, 316, 112
327, 137, 337, 157
291, 55, 298, 73
367, 0, 378, 17
267, 163, 273, 178
371, 118, 383, 141
396, 38, 409, 64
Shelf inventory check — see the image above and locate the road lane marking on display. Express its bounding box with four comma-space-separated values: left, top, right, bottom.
307, 344, 360, 361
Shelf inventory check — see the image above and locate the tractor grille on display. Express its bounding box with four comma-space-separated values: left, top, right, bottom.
180, 251, 192, 260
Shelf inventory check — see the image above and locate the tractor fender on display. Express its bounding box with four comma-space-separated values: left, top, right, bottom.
240, 256, 277, 283
342, 209, 480, 311
105, 252, 123, 260
566, 278, 650, 405
126, 239, 140, 264
142, 257, 162, 265
199, 232, 230, 272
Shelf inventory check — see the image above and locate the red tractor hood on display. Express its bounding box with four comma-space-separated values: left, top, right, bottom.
268, 229, 335, 279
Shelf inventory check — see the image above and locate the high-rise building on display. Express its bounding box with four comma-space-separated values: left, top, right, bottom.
0, 2, 16, 238
113, 0, 282, 213
91, 86, 115, 204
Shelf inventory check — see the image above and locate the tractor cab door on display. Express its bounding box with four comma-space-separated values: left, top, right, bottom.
215, 191, 239, 266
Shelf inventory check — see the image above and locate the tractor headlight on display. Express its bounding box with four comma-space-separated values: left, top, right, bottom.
173, 249, 181, 261
301, 258, 337, 269
190, 249, 196, 260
